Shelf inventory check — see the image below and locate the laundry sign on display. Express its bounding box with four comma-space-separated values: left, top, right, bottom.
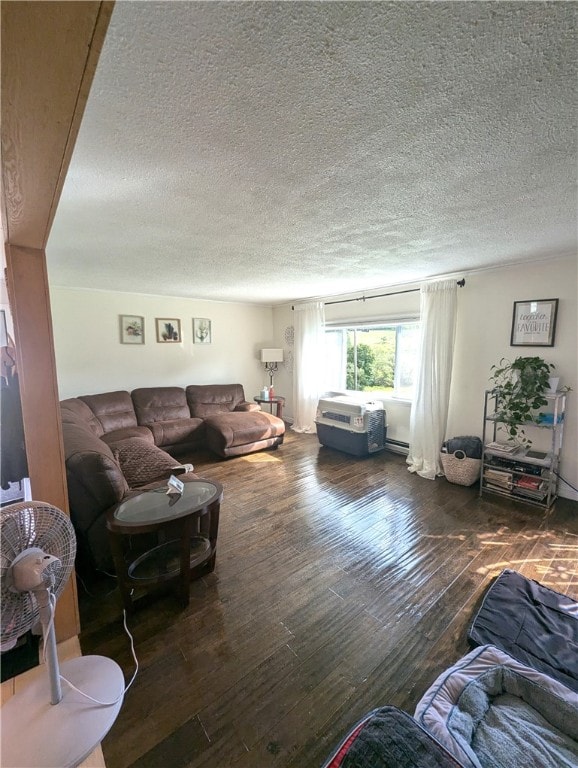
510, 298, 559, 347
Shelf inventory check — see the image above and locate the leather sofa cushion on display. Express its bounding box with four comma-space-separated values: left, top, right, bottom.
132, 387, 191, 423
186, 384, 246, 418
101, 426, 155, 446
145, 418, 204, 448
235, 402, 261, 412
79, 391, 138, 434
62, 422, 128, 534
60, 398, 104, 436
204, 411, 284, 450
112, 437, 192, 487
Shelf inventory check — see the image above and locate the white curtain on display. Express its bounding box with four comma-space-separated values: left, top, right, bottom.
291, 301, 325, 433
407, 279, 458, 479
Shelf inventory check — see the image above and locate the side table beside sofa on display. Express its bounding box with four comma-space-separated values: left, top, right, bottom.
253, 395, 285, 419
106, 479, 223, 611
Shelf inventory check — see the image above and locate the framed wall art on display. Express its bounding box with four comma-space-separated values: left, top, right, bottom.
510, 298, 558, 347
193, 318, 211, 344
119, 315, 145, 344
156, 318, 182, 343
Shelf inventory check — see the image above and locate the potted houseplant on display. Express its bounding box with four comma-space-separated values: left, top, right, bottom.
488, 356, 555, 446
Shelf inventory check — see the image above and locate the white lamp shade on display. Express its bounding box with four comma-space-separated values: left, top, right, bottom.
260, 348, 283, 363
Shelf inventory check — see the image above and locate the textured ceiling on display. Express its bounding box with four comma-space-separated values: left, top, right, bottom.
47, 1, 577, 305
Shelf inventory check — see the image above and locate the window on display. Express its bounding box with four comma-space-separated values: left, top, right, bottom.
322, 321, 420, 399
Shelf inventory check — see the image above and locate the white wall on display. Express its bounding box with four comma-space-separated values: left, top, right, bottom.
50, 255, 577, 500
50, 287, 275, 400
272, 255, 577, 500
447, 256, 577, 501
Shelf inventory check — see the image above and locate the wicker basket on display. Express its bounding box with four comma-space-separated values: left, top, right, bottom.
440, 450, 481, 486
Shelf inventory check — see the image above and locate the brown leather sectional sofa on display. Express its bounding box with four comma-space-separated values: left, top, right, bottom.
61, 383, 285, 572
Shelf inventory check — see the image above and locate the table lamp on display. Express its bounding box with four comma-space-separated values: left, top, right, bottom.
260, 348, 283, 387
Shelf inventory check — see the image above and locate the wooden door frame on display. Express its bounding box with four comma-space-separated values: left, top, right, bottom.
1, 1, 114, 640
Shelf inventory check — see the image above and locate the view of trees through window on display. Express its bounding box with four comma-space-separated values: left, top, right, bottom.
323, 322, 420, 398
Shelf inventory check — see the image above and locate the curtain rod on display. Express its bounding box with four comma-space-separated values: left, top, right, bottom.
292, 278, 465, 310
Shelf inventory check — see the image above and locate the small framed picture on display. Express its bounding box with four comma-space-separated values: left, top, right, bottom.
156, 318, 182, 343
193, 318, 211, 344
510, 298, 559, 347
119, 315, 145, 344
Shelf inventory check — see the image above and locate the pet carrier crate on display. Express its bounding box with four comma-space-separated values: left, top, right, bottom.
315, 396, 387, 457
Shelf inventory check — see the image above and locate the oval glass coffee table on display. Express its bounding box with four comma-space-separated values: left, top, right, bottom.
106, 479, 223, 611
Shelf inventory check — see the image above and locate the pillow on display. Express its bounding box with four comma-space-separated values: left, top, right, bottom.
112, 437, 193, 487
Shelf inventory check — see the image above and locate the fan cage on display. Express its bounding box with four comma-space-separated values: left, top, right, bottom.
1, 502, 76, 647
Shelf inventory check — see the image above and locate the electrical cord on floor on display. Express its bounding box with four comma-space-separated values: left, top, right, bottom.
75, 569, 118, 599
43, 592, 139, 705
98, 569, 118, 579
553, 471, 578, 494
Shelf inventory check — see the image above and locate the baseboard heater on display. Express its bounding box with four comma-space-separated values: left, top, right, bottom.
315, 396, 387, 457
385, 438, 409, 456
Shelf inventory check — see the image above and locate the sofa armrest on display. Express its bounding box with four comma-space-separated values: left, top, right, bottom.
235, 402, 261, 412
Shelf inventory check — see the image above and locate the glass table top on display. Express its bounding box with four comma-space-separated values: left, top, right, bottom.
113, 481, 220, 526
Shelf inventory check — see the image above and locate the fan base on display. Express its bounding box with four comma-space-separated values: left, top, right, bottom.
1, 655, 124, 768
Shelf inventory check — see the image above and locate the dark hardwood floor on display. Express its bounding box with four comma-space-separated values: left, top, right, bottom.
78, 430, 578, 768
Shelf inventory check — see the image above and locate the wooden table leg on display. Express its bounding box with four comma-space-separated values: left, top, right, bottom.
108, 530, 133, 613
178, 515, 195, 607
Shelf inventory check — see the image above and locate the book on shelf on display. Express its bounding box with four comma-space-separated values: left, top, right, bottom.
514, 452, 552, 468
525, 450, 548, 460
485, 441, 519, 455
484, 468, 513, 480
485, 450, 552, 470
513, 486, 548, 501
515, 474, 544, 491
485, 481, 513, 493
484, 469, 513, 488
511, 462, 543, 476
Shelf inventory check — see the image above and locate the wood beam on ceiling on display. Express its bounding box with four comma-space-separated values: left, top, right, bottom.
1, 0, 114, 248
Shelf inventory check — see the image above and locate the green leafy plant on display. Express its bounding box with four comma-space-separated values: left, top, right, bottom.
489, 356, 555, 445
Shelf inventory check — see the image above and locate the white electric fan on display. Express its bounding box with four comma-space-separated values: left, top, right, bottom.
1, 501, 125, 768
